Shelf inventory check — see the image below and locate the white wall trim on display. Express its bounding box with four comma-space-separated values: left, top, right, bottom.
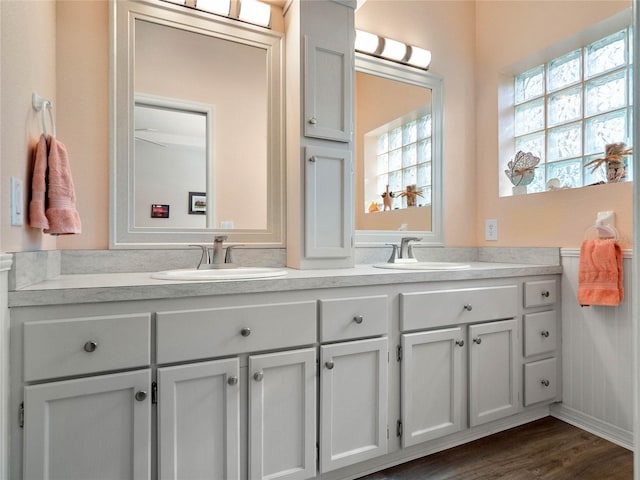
0, 253, 13, 480
551, 404, 634, 451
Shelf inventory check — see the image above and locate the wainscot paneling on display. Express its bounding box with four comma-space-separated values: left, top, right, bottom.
551, 249, 633, 450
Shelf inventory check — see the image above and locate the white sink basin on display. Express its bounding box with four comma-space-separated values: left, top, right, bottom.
151, 267, 288, 281
373, 261, 471, 271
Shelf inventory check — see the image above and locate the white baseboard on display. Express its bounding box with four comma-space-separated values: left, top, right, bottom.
550, 403, 634, 451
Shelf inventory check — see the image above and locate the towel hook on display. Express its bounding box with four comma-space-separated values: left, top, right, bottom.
32, 92, 56, 138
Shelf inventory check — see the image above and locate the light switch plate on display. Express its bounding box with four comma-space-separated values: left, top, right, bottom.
485, 219, 498, 241
11, 177, 24, 226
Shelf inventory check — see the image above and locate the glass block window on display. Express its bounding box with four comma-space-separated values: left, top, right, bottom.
512, 27, 633, 193
373, 114, 432, 210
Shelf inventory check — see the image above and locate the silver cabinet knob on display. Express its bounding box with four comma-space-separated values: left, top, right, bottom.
325, 361, 335, 370
541, 330, 550, 338
541, 379, 550, 387
308, 116, 317, 125
83, 341, 98, 353
227, 376, 238, 386
455, 339, 465, 347
541, 290, 550, 298
253, 371, 264, 382
463, 304, 473, 311
135, 390, 147, 402
353, 315, 364, 324
309, 155, 316, 163
473, 337, 482, 345
240, 327, 251, 337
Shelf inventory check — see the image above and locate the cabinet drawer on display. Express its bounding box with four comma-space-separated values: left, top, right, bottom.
157, 301, 317, 364
523, 310, 557, 357
319, 295, 387, 342
400, 285, 517, 331
524, 357, 557, 406
24, 313, 151, 382
524, 279, 557, 308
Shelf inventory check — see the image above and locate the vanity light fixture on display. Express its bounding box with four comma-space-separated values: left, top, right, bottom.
381, 37, 407, 61
355, 29, 432, 70
195, 0, 231, 16
238, 0, 271, 27
161, 0, 271, 28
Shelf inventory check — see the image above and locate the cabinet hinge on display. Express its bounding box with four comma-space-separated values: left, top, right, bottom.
19, 402, 24, 429
396, 420, 402, 438
387, 425, 389, 439
151, 382, 158, 405
316, 442, 319, 470
396, 345, 402, 362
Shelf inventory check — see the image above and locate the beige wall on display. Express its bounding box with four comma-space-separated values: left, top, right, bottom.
475, 0, 632, 248
0, 0, 634, 252
1, 0, 58, 252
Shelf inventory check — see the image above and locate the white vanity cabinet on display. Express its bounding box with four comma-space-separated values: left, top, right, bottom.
399, 284, 519, 446
318, 295, 389, 473
521, 279, 560, 407
155, 301, 318, 480
20, 313, 153, 480
285, 0, 355, 268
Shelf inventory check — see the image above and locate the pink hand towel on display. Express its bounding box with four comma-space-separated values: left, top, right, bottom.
44, 136, 81, 235
577, 238, 623, 307
28, 134, 50, 230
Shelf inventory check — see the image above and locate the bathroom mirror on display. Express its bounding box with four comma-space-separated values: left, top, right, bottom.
354, 53, 444, 246
111, 0, 284, 247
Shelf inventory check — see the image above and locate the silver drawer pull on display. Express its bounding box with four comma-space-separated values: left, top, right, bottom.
353, 315, 364, 324
463, 304, 473, 311
309, 116, 317, 125
309, 155, 316, 163
135, 390, 147, 402
253, 371, 264, 382
473, 337, 482, 345
227, 376, 238, 386
83, 341, 98, 353
541, 330, 550, 338
540, 379, 550, 387
541, 290, 550, 298
325, 361, 335, 370
455, 339, 465, 347
240, 327, 251, 337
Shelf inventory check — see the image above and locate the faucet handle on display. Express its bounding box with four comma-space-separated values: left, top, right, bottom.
189, 245, 209, 269
386, 244, 399, 263
224, 245, 243, 264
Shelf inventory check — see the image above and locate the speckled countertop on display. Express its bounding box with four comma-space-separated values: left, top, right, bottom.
8, 262, 562, 307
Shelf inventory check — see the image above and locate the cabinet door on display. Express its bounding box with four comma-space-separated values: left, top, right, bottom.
304, 35, 351, 142
24, 370, 151, 480
401, 328, 464, 447
249, 348, 316, 480
158, 358, 240, 480
320, 337, 388, 473
305, 145, 352, 259
469, 319, 518, 427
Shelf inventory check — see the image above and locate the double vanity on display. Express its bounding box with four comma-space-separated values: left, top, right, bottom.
7, 253, 562, 480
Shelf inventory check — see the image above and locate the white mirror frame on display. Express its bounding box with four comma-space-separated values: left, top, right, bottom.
353, 53, 444, 247
110, 0, 285, 248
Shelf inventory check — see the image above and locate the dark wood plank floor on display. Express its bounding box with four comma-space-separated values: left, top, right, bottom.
359, 417, 632, 480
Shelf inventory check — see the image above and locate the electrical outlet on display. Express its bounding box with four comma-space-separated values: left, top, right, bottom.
485, 219, 498, 241
11, 177, 24, 226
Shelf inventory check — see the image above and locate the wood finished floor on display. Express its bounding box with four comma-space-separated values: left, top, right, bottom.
359, 417, 632, 480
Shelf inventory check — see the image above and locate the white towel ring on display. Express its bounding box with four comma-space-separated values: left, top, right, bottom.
583, 223, 619, 240
32, 92, 56, 138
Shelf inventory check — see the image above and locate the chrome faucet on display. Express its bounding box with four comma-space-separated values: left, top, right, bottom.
191, 235, 238, 269
400, 237, 421, 259
387, 237, 422, 263
211, 235, 227, 264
